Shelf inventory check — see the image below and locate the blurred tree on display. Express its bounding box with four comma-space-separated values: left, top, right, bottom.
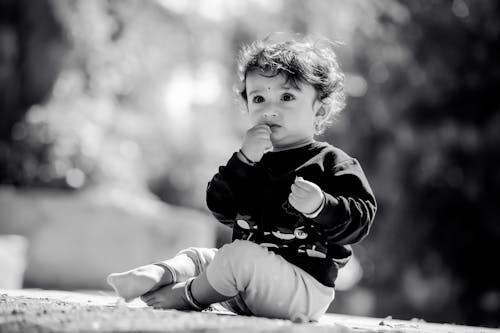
0, 0, 69, 186
398, 0, 500, 326
0, 0, 68, 139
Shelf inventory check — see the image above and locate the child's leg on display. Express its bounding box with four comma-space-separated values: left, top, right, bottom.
140, 271, 228, 310
107, 247, 217, 302
138, 241, 334, 321
203, 240, 335, 321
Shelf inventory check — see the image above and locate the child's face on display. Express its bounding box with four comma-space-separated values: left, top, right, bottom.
245, 71, 322, 149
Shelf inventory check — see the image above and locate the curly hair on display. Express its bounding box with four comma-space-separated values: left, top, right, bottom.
235, 33, 346, 134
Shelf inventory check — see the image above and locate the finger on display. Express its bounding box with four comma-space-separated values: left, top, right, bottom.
292, 181, 315, 194
294, 177, 318, 191
256, 137, 273, 149
255, 123, 272, 130
144, 298, 157, 306
289, 192, 303, 205
259, 132, 271, 139
246, 130, 268, 139
290, 184, 309, 198
140, 293, 154, 302
294, 177, 313, 188
255, 135, 272, 143
288, 195, 304, 212
253, 124, 272, 134
253, 127, 271, 134
256, 136, 273, 146
259, 124, 272, 132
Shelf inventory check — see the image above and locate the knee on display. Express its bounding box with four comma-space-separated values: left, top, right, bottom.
211, 240, 267, 291
217, 240, 268, 275
217, 240, 266, 268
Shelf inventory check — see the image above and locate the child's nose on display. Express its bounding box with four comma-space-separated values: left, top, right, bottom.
262, 109, 278, 119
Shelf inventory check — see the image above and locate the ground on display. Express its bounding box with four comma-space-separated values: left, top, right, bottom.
0, 289, 498, 333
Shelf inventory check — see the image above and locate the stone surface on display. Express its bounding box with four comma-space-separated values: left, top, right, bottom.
0, 186, 216, 290
1, 289, 498, 333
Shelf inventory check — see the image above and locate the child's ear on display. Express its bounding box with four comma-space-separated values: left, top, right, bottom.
313, 99, 331, 121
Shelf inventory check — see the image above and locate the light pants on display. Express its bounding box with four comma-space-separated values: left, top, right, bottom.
160, 239, 335, 321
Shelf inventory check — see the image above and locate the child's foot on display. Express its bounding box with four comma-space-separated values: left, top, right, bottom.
107, 264, 168, 302
140, 281, 194, 310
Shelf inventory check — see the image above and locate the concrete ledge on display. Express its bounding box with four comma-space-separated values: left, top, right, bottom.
1, 289, 498, 333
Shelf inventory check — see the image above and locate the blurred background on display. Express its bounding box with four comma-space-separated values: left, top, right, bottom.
0, 0, 499, 328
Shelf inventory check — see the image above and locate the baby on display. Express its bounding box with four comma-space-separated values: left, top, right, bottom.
108, 33, 377, 322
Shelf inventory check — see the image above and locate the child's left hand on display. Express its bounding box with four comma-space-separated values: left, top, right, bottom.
288, 177, 325, 215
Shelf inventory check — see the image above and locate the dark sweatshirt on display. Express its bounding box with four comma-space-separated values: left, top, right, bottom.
206, 141, 377, 287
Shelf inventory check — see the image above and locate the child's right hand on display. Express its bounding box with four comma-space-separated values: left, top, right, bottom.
240, 124, 273, 163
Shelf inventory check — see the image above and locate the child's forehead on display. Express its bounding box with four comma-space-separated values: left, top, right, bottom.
245, 70, 301, 90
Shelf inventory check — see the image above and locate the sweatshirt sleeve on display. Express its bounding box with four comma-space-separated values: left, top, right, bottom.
206, 152, 260, 227
312, 158, 377, 245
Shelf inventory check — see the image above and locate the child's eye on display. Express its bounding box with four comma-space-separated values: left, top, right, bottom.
252, 95, 265, 103
281, 93, 295, 102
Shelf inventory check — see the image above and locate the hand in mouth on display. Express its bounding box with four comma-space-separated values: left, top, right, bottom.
264, 122, 280, 130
